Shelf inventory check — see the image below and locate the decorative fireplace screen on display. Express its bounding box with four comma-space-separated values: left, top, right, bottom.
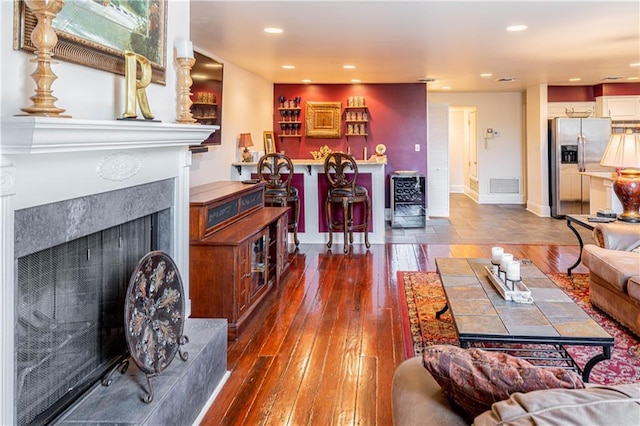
16, 214, 157, 425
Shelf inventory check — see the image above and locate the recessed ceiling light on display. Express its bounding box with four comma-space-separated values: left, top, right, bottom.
351, 79, 361, 83
282, 65, 295, 69
264, 27, 283, 34
507, 25, 527, 32
630, 63, 640, 67
343, 65, 356, 69
480, 73, 492, 78
302, 79, 312, 83
204, 63, 222, 68
569, 77, 581, 82
628, 77, 639, 81
441, 86, 451, 90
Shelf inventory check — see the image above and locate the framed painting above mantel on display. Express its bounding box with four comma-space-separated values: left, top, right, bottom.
13, 0, 168, 85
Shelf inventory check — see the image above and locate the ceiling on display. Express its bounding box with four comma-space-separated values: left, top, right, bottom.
190, 1, 640, 92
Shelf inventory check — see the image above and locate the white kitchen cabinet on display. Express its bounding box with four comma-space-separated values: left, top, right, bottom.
595, 96, 640, 120
547, 102, 595, 119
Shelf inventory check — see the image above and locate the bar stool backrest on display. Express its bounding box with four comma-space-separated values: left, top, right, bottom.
257, 153, 294, 194
324, 152, 359, 193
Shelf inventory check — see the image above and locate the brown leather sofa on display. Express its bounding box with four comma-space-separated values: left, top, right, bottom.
582, 222, 640, 337
392, 357, 640, 425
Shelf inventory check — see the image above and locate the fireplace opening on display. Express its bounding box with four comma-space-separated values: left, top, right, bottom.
16, 213, 161, 426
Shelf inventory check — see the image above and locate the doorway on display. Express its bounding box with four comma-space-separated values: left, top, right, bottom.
449, 106, 478, 196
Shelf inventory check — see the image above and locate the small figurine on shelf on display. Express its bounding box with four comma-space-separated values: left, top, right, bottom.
278, 96, 286, 108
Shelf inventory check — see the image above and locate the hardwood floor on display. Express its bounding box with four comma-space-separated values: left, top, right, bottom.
200, 238, 586, 425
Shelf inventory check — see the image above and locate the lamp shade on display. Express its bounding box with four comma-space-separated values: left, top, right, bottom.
600, 129, 640, 223
600, 129, 640, 169
238, 133, 254, 148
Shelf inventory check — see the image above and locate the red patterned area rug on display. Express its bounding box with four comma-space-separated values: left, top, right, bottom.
399, 271, 640, 386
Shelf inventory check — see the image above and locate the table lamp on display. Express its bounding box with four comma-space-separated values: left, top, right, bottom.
600, 129, 640, 222
239, 133, 254, 162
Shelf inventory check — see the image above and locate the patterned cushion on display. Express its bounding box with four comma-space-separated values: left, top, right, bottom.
422, 345, 585, 419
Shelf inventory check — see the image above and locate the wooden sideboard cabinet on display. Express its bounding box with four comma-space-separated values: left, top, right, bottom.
189, 181, 290, 340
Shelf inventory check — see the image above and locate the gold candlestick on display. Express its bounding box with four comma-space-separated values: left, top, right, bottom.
176, 57, 198, 124
21, 0, 68, 117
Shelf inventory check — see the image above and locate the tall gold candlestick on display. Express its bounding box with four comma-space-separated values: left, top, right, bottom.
176, 57, 198, 124
21, 0, 68, 117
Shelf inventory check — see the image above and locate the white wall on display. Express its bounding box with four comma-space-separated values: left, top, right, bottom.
189, 56, 274, 186
429, 92, 524, 204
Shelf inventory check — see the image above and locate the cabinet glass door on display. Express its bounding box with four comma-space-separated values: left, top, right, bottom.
249, 231, 268, 301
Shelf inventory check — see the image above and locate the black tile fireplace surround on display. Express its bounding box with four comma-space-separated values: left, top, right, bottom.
14, 180, 174, 425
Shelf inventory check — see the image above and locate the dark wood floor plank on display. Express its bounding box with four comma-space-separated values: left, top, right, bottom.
355, 356, 378, 425
219, 355, 273, 425
265, 256, 350, 425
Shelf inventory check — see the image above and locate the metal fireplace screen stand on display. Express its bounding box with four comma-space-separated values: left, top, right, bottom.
103, 250, 189, 403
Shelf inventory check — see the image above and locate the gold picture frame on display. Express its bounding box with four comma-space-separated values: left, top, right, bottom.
13, 0, 167, 85
263, 131, 276, 154
305, 101, 342, 138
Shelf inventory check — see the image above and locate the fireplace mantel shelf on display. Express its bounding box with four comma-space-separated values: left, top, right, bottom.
1, 117, 219, 154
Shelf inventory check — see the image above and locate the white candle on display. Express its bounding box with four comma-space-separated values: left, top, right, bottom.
506, 260, 521, 281
176, 39, 194, 59
491, 247, 504, 264
500, 253, 513, 271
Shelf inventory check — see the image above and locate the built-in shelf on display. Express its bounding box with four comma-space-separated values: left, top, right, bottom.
344, 103, 369, 140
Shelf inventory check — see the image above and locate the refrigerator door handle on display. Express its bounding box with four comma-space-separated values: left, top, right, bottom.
577, 134, 586, 172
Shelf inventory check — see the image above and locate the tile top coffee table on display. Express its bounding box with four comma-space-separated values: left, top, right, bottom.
435, 257, 613, 382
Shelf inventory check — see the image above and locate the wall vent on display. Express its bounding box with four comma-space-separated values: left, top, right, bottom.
490, 178, 519, 194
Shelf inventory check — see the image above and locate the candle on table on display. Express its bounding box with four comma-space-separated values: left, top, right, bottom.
491, 247, 504, 264
506, 260, 521, 281
500, 253, 513, 272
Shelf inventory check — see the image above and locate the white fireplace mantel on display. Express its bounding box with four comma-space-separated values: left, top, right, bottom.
1, 116, 219, 154
0, 117, 218, 426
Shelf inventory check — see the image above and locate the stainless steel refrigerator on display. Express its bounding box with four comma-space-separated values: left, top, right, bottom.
549, 117, 611, 218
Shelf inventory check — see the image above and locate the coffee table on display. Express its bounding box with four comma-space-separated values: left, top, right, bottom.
435, 257, 613, 382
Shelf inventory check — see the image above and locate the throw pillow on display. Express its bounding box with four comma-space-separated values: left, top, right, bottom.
422, 345, 585, 420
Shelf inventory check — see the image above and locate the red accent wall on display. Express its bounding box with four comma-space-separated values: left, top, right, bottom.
547, 86, 594, 102
593, 83, 640, 97
273, 83, 427, 207
549, 83, 640, 101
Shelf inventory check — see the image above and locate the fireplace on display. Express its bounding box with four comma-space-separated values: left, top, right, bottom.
1, 117, 220, 425
15, 182, 172, 425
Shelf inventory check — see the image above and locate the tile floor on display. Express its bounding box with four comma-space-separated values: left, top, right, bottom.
386, 193, 594, 245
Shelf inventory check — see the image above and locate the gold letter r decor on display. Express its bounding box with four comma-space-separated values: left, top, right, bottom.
122, 51, 154, 120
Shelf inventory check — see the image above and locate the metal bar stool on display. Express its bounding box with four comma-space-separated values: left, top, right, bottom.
324, 152, 371, 253
257, 153, 300, 246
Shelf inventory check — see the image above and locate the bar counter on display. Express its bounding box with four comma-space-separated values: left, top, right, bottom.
232, 158, 387, 245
